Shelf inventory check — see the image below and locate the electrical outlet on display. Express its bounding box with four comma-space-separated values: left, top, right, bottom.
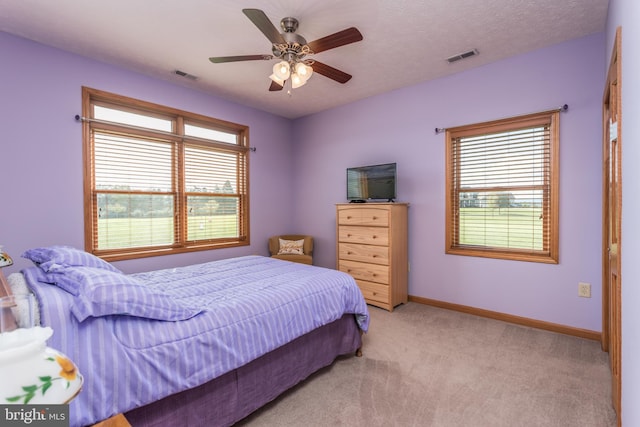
578, 282, 591, 298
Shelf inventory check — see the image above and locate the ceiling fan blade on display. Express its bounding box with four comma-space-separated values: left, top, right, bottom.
269, 80, 284, 91
307, 27, 363, 54
209, 54, 273, 63
242, 9, 286, 45
311, 61, 352, 84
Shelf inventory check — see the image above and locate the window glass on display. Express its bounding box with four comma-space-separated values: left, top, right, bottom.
185, 123, 237, 144
94, 105, 172, 132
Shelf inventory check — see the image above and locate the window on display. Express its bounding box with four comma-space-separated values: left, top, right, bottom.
82, 87, 250, 261
445, 110, 559, 263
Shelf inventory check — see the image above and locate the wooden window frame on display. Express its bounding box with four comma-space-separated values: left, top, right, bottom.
82, 87, 250, 261
445, 110, 559, 264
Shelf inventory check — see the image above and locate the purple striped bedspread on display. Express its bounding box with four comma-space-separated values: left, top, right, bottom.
23, 255, 369, 427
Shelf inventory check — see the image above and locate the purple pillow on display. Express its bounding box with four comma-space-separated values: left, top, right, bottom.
60, 267, 202, 322
22, 246, 121, 274
44, 266, 132, 296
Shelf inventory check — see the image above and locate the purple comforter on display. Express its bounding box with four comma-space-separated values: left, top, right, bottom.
23, 256, 369, 427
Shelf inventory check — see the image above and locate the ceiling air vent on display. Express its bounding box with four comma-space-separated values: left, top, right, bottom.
173, 70, 198, 80
446, 49, 479, 64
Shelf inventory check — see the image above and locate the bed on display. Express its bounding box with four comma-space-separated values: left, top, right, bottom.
8, 248, 369, 427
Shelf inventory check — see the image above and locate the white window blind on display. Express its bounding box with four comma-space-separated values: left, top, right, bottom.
446, 111, 559, 263
93, 131, 176, 250
184, 144, 246, 242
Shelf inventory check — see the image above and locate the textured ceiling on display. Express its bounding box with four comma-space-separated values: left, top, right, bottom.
0, 0, 609, 119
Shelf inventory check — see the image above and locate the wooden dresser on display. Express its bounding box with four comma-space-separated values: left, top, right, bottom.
336, 203, 408, 311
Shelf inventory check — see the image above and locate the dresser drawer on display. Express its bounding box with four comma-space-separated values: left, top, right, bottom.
338, 259, 389, 285
338, 242, 389, 265
338, 207, 389, 226
356, 279, 390, 305
338, 225, 389, 246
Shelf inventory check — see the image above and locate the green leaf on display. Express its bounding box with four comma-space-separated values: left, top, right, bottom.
42, 382, 52, 395
22, 385, 38, 393
6, 396, 22, 402
24, 393, 34, 404
39, 376, 52, 382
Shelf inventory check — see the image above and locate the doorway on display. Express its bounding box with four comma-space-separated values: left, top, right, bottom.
601, 26, 621, 421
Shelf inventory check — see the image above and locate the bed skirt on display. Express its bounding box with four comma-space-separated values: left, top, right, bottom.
123, 313, 362, 427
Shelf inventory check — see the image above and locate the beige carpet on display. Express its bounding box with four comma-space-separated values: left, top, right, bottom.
237, 302, 617, 427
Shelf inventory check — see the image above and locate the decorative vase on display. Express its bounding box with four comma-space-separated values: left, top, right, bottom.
0, 326, 83, 404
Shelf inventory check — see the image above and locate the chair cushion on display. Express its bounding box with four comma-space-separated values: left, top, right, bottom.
268, 235, 314, 265
268, 235, 313, 256
277, 238, 304, 255
271, 254, 313, 265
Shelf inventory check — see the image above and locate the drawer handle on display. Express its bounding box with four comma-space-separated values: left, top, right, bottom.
372, 235, 377, 239
372, 255, 377, 258
347, 234, 352, 237
372, 216, 377, 220
347, 251, 352, 255
347, 216, 352, 219
372, 292, 377, 296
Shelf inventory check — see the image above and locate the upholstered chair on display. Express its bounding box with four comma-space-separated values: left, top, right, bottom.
268, 235, 313, 265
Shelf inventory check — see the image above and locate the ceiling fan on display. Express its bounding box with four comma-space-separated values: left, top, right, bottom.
209, 8, 363, 91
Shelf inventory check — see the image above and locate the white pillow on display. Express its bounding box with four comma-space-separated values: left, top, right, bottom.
7, 272, 40, 327
277, 239, 305, 255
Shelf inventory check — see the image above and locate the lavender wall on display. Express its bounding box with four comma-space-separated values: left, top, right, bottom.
0, 31, 293, 274
0, 29, 607, 333
606, 0, 640, 424
292, 33, 605, 332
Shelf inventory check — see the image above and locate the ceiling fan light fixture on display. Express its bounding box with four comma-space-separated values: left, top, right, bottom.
291, 72, 307, 89
295, 62, 313, 81
269, 73, 285, 87
273, 61, 290, 80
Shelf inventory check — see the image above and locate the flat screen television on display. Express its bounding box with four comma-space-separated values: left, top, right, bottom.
347, 162, 396, 202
